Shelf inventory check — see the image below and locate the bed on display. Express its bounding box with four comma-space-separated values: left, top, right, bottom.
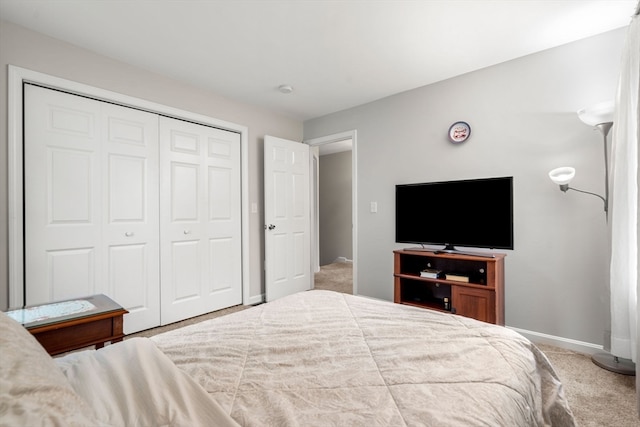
1, 290, 575, 426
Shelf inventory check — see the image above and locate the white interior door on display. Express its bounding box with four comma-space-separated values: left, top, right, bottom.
24, 85, 161, 333
264, 135, 311, 301
159, 117, 242, 324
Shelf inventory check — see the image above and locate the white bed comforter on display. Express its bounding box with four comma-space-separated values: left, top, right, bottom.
151, 290, 575, 426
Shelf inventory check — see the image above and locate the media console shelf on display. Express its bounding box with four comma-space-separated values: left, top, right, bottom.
393, 249, 505, 325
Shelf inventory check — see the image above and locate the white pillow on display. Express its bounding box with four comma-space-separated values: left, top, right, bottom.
0, 311, 98, 426
56, 337, 240, 427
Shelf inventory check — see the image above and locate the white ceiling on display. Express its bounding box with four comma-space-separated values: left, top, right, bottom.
0, 1, 637, 121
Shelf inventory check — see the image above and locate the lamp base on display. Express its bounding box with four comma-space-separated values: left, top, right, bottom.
591, 352, 636, 375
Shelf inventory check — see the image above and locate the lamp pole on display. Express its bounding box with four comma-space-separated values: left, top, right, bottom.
595, 122, 613, 220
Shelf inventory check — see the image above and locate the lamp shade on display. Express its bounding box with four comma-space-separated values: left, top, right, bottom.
549, 167, 575, 185
577, 101, 614, 126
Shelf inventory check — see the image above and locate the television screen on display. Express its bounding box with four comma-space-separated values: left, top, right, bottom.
395, 177, 513, 250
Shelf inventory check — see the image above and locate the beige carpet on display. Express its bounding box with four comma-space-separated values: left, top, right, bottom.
128, 304, 249, 338
314, 261, 353, 294
130, 262, 638, 425
537, 344, 637, 427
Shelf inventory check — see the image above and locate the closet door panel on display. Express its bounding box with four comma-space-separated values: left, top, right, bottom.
171, 240, 201, 300
47, 248, 95, 300
160, 117, 241, 325
206, 132, 241, 299
102, 103, 160, 333
204, 129, 241, 304
160, 119, 206, 323
107, 243, 147, 307
171, 162, 200, 221
108, 155, 146, 220
25, 85, 102, 305
49, 149, 93, 222
210, 237, 234, 292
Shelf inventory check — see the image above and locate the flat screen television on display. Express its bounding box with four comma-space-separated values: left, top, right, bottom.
395, 176, 513, 251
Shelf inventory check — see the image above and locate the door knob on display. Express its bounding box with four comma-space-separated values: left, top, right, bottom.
125, 232, 134, 237
268, 224, 276, 230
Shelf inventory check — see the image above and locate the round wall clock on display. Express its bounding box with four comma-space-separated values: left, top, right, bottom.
448, 121, 471, 144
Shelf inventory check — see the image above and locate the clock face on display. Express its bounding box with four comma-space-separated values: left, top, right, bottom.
448, 121, 471, 144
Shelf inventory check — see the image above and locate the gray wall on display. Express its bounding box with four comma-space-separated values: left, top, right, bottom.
319, 150, 353, 265
304, 28, 627, 347
0, 20, 303, 309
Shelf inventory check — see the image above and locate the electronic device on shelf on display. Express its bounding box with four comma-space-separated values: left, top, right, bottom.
395, 176, 514, 253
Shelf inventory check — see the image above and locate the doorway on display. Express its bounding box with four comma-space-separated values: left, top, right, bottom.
306, 131, 357, 295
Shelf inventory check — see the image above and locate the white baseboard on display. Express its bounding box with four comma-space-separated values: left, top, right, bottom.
508, 326, 603, 355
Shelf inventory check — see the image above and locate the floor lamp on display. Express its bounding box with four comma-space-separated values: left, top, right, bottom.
548, 101, 612, 219
548, 101, 635, 375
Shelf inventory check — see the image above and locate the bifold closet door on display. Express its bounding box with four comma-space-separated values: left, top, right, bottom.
24, 85, 161, 334
159, 117, 242, 325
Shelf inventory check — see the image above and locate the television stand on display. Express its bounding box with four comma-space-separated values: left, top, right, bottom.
394, 249, 505, 325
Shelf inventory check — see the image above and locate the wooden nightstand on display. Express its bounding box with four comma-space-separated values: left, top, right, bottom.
6, 294, 128, 355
